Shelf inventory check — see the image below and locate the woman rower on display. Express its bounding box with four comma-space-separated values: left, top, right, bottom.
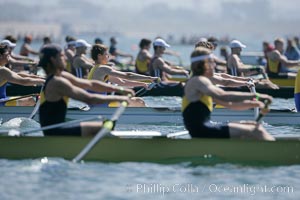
182, 47, 275, 140
38, 44, 133, 136
89, 44, 158, 106
0, 44, 44, 106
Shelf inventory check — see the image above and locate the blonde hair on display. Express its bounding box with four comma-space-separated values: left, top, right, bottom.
190, 47, 212, 75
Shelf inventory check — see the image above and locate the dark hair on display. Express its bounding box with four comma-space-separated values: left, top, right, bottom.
190, 47, 212, 76
110, 37, 116, 43
4, 35, 17, 43
0, 44, 8, 55
38, 44, 62, 68
195, 41, 214, 50
207, 36, 218, 43
94, 38, 103, 44
43, 36, 51, 44
91, 44, 108, 61
139, 38, 152, 48
65, 35, 76, 43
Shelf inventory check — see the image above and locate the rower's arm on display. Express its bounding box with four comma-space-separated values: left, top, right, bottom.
1, 67, 44, 86
61, 71, 134, 95
24, 44, 39, 55
214, 98, 265, 110
156, 59, 188, 76
108, 67, 156, 81
198, 77, 272, 103
55, 77, 129, 105
218, 73, 251, 81
109, 76, 148, 88
73, 57, 94, 70
210, 75, 247, 87
279, 54, 300, 67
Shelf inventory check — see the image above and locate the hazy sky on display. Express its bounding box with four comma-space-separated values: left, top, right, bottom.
2, 0, 300, 20
3, 0, 300, 16
1, 0, 300, 40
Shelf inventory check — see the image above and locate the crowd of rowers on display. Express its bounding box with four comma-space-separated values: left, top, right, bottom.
1, 34, 300, 140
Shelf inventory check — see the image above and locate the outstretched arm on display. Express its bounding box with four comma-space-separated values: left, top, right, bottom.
61, 71, 134, 96
1, 67, 44, 86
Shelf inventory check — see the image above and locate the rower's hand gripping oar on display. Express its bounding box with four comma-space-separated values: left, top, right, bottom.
135, 78, 161, 97
256, 99, 272, 123
247, 79, 259, 119
72, 100, 129, 163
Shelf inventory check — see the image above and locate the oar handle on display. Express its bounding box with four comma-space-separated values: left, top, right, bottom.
247, 79, 259, 119
256, 99, 271, 123
0, 93, 39, 103
135, 78, 160, 97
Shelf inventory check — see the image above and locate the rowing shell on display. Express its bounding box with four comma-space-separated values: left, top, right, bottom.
6, 84, 295, 98
1, 106, 299, 125
0, 135, 299, 165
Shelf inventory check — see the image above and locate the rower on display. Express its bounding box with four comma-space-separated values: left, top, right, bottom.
72, 39, 94, 78
227, 40, 268, 78
149, 38, 189, 90
38, 44, 133, 136
89, 44, 158, 107
195, 41, 278, 89
266, 38, 300, 78
182, 46, 275, 140
135, 38, 152, 75
0, 44, 44, 106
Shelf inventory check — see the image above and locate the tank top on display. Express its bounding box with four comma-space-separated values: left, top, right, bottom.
39, 75, 69, 127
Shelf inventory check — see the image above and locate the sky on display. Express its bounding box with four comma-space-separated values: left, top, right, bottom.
3, 0, 299, 18
1, 0, 300, 40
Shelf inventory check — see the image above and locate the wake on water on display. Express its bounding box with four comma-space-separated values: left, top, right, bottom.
0, 117, 43, 136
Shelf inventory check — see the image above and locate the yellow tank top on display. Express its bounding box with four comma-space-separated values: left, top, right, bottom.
295, 70, 300, 94
181, 95, 213, 112
135, 59, 149, 73
65, 60, 72, 73
267, 58, 280, 73
87, 65, 109, 82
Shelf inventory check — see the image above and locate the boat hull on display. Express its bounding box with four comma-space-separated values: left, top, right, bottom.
6, 84, 295, 98
0, 136, 299, 165
1, 106, 299, 125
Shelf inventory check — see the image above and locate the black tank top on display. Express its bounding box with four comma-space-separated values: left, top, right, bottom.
39, 75, 68, 127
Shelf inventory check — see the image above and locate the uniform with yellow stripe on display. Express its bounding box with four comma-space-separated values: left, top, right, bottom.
295, 69, 300, 111
87, 65, 119, 107
135, 58, 150, 75
39, 75, 81, 136
266, 56, 288, 78
182, 92, 230, 138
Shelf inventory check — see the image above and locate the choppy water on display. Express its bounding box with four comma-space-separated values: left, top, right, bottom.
0, 97, 299, 200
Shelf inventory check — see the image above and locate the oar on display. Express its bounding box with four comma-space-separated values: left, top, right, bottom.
135, 78, 161, 97
72, 101, 128, 163
28, 86, 43, 119
256, 100, 272, 123
135, 82, 157, 97
0, 93, 39, 103
5, 115, 105, 136
247, 80, 259, 119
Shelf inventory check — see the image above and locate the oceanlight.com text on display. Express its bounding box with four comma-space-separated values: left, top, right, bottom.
126, 183, 294, 196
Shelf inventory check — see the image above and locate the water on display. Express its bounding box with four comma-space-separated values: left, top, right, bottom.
0, 159, 299, 200
0, 97, 299, 200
